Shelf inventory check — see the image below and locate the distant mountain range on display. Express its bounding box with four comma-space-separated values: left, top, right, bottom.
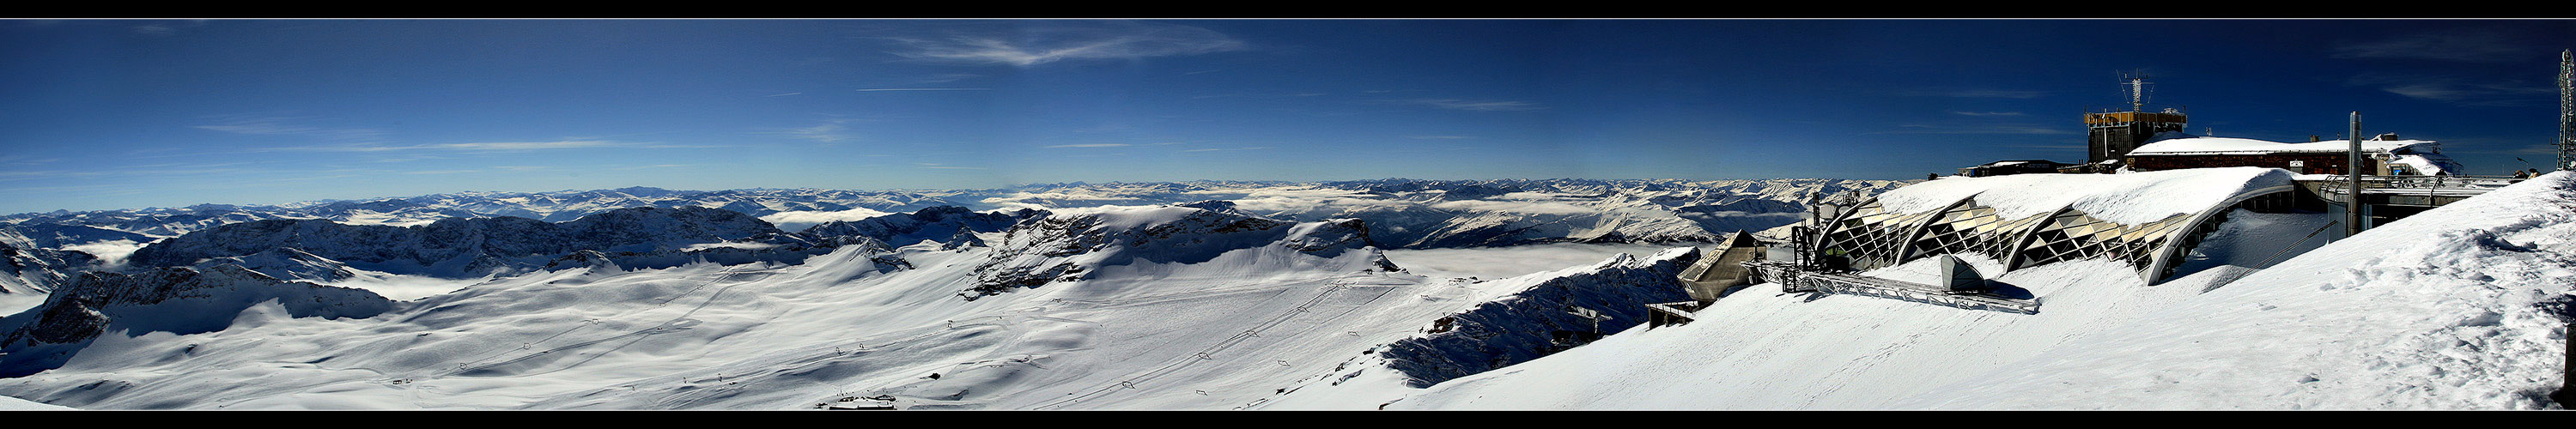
4, 178, 1905, 240
0, 178, 1909, 295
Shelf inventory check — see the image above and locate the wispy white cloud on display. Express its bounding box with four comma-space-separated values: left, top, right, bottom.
264, 140, 647, 153
1900, 89, 2048, 99
129, 20, 207, 36
1408, 136, 1476, 140
2333, 31, 2542, 63
2509, 144, 2562, 155
1194, 91, 1328, 100
766, 92, 804, 97
0, 169, 87, 182
882, 21, 1247, 67
195, 115, 387, 140
0, 161, 268, 183
1045, 143, 1132, 148
2346, 73, 2551, 106
854, 88, 991, 92
1182, 147, 1274, 153
916, 162, 987, 170
3, 182, 149, 195
368, 154, 453, 163
1865, 124, 2078, 136
1394, 99, 1542, 112
238, 174, 367, 188
763, 119, 859, 144
425, 141, 623, 151
0, 154, 60, 166
914, 73, 984, 83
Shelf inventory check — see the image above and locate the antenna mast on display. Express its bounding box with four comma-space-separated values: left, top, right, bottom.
2559, 50, 2573, 171
2121, 70, 2154, 112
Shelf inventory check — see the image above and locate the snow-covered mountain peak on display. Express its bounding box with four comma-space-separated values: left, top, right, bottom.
967, 205, 1393, 299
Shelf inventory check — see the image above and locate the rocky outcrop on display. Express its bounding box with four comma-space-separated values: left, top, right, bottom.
800, 206, 1041, 248
1376, 247, 1698, 387
963, 206, 1394, 299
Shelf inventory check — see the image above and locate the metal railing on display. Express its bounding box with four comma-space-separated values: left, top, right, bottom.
1744, 260, 2038, 315
2317, 174, 2528, 201
1644, 302, 1703, 328
2319, 174, 2525, 190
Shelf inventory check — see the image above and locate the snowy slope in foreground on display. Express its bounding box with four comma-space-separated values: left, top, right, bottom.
1295, 256, 2228, 410
1348, 172, 2576, 410
1906, 172, 2576, 409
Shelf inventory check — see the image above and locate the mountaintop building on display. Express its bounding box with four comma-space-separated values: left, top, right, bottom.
2123, 132, 2462, 176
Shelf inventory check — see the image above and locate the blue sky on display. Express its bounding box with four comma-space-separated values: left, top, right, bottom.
3, 19, 2574, 214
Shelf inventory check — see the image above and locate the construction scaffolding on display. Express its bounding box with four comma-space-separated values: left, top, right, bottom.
2087, 71, 2190, 164
1713, 190, 2045, 316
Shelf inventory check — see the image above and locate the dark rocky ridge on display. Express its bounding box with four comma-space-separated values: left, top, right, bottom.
800, 206, 1043, 248
0, 265, 396, 377
964, 206, 1394, 300
126, 206, 783, 278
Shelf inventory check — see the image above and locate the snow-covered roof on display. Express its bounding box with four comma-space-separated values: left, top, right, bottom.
1872, 166, 2295, 225
2128, 136, 2439, 156
1971, 160, 2068, 167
